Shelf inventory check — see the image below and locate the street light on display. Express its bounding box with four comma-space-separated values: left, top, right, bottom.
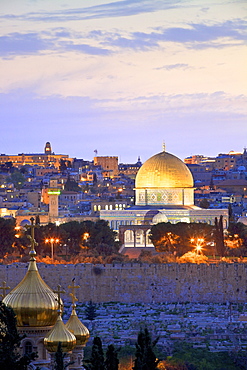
191, 237, 205, 255
45, 237, 60, 261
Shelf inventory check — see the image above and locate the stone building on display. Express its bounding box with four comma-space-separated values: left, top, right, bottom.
100, 148, 228, 248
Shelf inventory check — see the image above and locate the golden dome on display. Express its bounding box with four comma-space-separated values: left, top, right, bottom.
66, 308, 90, 346
3, 253, 59, 327
44, 314, 76, 353
135, 151, 193, 189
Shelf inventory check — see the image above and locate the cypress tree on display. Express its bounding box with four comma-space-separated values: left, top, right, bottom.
84, 336, 105, 370
84, 300, 97, 322
54, 342, 74, 370
133, 327, 160, 370
105, 344, 119, 370
214, 216, 226, 257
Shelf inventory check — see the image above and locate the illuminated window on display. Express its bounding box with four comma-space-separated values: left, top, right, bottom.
109, 205, 113, 210
105, 205, 108, 210
98, 205, 101, 211
94, 205, 97, 212
115, 204, 118, 210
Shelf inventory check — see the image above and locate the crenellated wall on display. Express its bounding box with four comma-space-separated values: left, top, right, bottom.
1, 263, 246, 303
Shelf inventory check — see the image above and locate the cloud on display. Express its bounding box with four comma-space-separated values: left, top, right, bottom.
102, 19, 247, 50
1, 13, 246, 58
0, 0, 181, 23
155, 63, 189, 70
61, 42, 111, 55
0, 30, 111, 57
0, 32, 53, 57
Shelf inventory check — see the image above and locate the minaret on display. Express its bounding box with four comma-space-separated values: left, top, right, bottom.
66, 280, 90, 369
48, 178, 61, 221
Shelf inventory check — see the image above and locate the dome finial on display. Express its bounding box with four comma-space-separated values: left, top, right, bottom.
162, 141, 166, 152
53, 285, 65, 314
68, 279, 80, 309
25, 217, 38, 260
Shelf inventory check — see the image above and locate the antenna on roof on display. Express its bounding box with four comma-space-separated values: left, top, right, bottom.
162, 141, 166, 152
94, 149, 98, 156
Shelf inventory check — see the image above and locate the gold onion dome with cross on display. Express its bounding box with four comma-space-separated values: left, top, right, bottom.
3, 218, 59, 327
44, 285, 76, 353
65, 281, 90, 346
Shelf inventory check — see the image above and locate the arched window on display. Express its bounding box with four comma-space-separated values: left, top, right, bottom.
24, 341, 33, 355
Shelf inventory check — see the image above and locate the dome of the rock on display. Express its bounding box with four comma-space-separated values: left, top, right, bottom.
135, 150, 193, 189
135, 150, 194, 206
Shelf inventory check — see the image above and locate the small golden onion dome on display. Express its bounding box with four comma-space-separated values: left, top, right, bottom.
3, 254, 59, 327
44, 314, 76, 353
66, 308, 90, 346
135, 151, 193, 189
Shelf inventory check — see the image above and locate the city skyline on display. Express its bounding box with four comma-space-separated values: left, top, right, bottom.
0, 0, 246, 163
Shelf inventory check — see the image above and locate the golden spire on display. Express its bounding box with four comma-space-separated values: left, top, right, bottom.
44, 285, 76, 353
66, 280, 90, 346
3, 217, 59, 327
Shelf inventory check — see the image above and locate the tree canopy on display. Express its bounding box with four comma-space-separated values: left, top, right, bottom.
0, 301, 37, 369
149, 222, 214, 256
0, 217, 16, 258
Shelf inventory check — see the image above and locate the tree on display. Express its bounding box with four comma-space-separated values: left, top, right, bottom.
105, 344, 119, 370
0, 301, 37, 369
0, 217, 16, 258
54, 342, 74, 370
84, 300, 97, 322
84, 336, 105, 370
168, 341, 243, 369
149, 222, 214, 256
64, 175, 81, 192
214, 216, 226, 257
199, 199, 210, 209
7, 170, 26, 189
228, 203, 234, 224
88, 219, 118, 251
133, 327, 160, 370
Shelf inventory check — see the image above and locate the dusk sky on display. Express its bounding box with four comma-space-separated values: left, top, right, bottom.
0, 0, 246, 163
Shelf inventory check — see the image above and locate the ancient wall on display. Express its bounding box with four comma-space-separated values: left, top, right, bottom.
0, 263, 246, 303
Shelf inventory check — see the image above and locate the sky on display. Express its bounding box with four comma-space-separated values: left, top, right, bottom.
0, 0, 246, 163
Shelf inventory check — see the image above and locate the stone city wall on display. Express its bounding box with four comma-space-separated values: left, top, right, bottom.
0, 263, 246, 303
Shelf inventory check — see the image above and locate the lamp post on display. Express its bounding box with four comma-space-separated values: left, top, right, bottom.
45, 237, 59, 261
